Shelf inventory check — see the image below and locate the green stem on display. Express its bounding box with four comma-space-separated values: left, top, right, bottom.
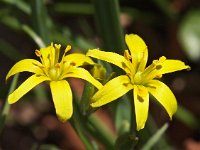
73, 91, 115, 149
87, 114, 116, 149
0, 74, 19, 132
130, 102, 136, 139
71, 100, 95, 150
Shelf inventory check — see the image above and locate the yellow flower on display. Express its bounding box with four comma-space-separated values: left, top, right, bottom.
87, 34, 190, 131
6, 43, 103, 122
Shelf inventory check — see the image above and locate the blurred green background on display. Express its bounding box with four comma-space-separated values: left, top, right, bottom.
0, 0, 200, 150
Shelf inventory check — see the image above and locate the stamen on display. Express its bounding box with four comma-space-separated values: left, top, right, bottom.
55, 63, 60, 68
54, 44, 61, 49
124, 50, 131, 60
159, 56, 166, 62
47, 54, 52, 67
32, 62, 44, 68
65, 45, 72, 53
35, 50, 42, 57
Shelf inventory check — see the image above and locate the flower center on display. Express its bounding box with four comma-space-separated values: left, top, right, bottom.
133, 71, 142, 84
48, 66, 60, 81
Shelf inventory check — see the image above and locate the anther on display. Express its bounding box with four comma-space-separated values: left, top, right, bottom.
35, 50, 42, 57
54, 44, 61, 49
55, 63, 60, 68
124, 50, 131, 60
65, 45, 72, 53
159, 56, 166, 62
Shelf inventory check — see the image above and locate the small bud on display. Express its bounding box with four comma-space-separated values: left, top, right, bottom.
91, 64, 106, 81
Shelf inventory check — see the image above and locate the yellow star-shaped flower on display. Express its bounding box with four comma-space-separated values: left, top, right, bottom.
6, 43, 103, 122
87, 34, 190, 131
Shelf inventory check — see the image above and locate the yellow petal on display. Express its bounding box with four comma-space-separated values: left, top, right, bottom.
63, 53, 95, 66
63, 67, 103, 89
125, 34, 148, 64
6, 59, 43, 81
87, 49, 133, 74
159, 59, 190, 75
137, 44, 148, 72
8, 74, 50, 104
134, 85, 149, 131
50, 80, 72, 122
146, 80, 177, 119
91, 75, 133, 107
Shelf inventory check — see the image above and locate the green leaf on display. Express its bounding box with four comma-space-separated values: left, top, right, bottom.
22, 25, 46, 48
71, 100, 96, 150
115, 95, 131, 134
54, 3, 94, 15
141, 123, 169, 150
1, 0, 31, 14
0, 40, 24, 60
178, 10, 200, 62
175, 105, 199, 129
0, 15, 21, 30
91, 0, 125, 53
0, 74, 19, 133
31, 0, 50, 44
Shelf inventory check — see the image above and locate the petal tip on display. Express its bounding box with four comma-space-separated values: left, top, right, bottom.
57, 114, 71, 122
90, 102, 98, 108
8, 95, 16, 104
136, 124, 145, 131
186, 65, 191, 71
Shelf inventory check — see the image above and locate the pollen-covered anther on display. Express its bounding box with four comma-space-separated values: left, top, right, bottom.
124, 50, 132, 60
159, 56, 166, 62
55, 63, 60, 68
65, 45, 72, 53
54, 44, 61, 49
35, 50, 42, 57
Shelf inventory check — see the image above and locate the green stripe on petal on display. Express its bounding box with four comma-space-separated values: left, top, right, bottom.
146, 80, 177, 119
8, 74, 50, 104
50, 80, 72, 122
91, 75, 133, 107
125, 34, 148, 63
63, 53, 94, 67
63, 67, 103, 89
134, 85, 149, 131
6, 59, 43, 81
87, 49, 133, 74
159, 59, 190, 75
